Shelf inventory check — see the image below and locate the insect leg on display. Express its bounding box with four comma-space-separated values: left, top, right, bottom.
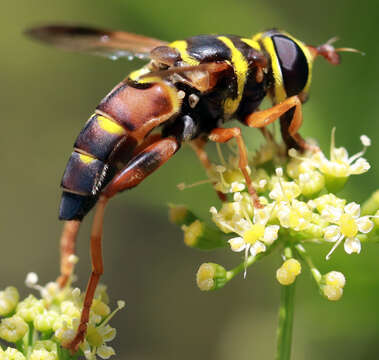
67, 195, 107, 353
190, 137, 227, 202
67, 136, 180, 352
57, 220, 81, 287
243, 95, 311, 151
209, 128, 261, 208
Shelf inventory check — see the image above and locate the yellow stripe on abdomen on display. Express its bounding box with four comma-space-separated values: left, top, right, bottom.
97, 115, 126, 136
217, 36, 249, 116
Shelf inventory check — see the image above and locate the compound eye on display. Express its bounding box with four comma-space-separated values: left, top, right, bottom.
272, 35, 309, 97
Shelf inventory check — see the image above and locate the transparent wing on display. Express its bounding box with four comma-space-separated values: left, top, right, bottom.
26, 24, 168, 60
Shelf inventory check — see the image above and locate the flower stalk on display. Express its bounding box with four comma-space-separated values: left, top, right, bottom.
275, 280, 296, 360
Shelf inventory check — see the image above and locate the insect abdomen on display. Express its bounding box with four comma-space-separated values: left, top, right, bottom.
60, 113, 128, 220
59, 79, 181, 221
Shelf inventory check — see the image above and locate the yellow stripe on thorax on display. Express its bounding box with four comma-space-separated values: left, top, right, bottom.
169, 40, 200, 66
97, 115, 126, 135
241, 38, 261, 51
261, 37, 287, 103
217, 36, 249, 116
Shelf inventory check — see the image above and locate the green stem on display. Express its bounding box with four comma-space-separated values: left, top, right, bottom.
294, 244, 321, 284
226, 241, 278, 281
275, 281, 296, 360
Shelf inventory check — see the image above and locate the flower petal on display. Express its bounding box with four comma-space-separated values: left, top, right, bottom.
356, 216, 374, 233
332, 147, 349, 163
249, 241, 266, 257
344, 202, 360, 218
97, 345, 116, 359
253, 206, 271, 225
321, 205, 343, 223
228, 237, 246, 252
324, 225, 341, 242
349, 158, 370, 174
263, 225, 280, 245
344, 237, 361, 254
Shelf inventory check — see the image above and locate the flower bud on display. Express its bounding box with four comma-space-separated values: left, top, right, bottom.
298, 171, 325, 198
0, 287, 19, 316
196, 263, 227, 291
30, 349, 57, 360
0, 315, 28, 342
322, 284, 343, 301
325, 271, 346, 288
61, 301, 81, 319
16, 295, 44, 322
30, 341, 58, 360
168, 204, 197, 226
1, 347, 26, 360
182, 220, 227, 250
34, 311, 58, 333
276, 259, 301, 286
321, 271, 346, 301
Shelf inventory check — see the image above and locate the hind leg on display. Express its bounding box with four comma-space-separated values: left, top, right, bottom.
57, 220, 81, 288
67, 136, 180, 352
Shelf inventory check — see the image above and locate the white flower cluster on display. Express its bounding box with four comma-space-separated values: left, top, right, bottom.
177, 130, 379, 299
0, 272, 125, 360
209, 132, 374, 263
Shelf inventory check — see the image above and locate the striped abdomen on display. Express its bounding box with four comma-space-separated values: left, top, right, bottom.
59, 79, 180, 220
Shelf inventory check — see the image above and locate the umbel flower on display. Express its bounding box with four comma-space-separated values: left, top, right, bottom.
170, 129, 379, 301
0, 266, 125, 360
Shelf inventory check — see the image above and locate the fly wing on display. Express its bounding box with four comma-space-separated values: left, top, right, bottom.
26, 24, 168, 60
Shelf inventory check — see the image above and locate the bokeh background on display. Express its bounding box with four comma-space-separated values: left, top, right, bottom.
1, 0, 379, 359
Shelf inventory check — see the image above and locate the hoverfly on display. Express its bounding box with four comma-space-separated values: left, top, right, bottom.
27, 24, 358, 351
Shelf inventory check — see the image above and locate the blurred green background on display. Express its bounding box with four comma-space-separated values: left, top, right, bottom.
1, 0, 379, 359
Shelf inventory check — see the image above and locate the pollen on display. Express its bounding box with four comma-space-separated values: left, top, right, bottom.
339, 213, 358, 238
243, 224, 265, 244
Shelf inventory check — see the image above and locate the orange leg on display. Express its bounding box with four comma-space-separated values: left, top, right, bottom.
190, 138, 227, 202
68, 196, 107, 352
209, 128, 262, 208
57, 220, 81, 288
67, 137, 180, 352
244, 95, 314, 151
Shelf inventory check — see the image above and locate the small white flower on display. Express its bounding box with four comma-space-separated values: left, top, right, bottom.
311, 129, 371, 178
323, 202, 374, 258
269, 180, 301, 202
227, 204, 278, 263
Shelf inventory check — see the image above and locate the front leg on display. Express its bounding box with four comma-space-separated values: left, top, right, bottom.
243, 95, 313, 152
209, 127, 262, 208
67, 136, 180, 352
